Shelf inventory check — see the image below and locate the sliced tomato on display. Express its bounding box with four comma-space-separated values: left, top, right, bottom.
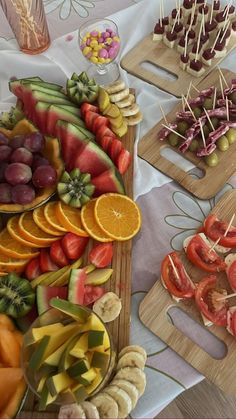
83, 285, 105, 306
93, 115, 109, 133
161, 251, 195, 298
186, 234, 227, 273
204, 214, 236, 248
116, 148, 131, 175
85, 111, 100, 132
39, 249, 59, 273
61, 233, 89, 260
108, 138, 122, 162
96, 125, 116, 143
50, 240, 69, 268
80, 103, 99, 119
25, 257, 42, 281
89, 243, 113, 268
195, 275, 228, 326
227, 259, 236, 291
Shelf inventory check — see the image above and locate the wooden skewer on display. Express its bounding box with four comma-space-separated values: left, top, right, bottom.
209, 0, 214, 24
168, 255, 180, 280
161, 123, 186, 140
216, 292, 236, 302
203, 108, 215, 131
159, 1, 163, 27
181, 96, 185, 112
226, 96, 229, 121
195, 15, 203, 61
199, 119, 206, 148
186, 81, 192, 101
208, 237, 221, 253
202, 10, 206, 36
159, 105, 168, 124
184, 30, 189, 57
171, 8, 180, 34
224, 213, 235, 237
182, 94, 197, 121
223, 1, 231, 18
219, 75, 225, 100
210, 30, 221, 53
213, 87, 217, 110
217, 66, 229, 88
191, 84, 200, 93
220, 20, 230, 43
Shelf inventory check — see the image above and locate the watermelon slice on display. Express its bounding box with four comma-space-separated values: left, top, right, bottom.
46, 105, 85, 137
68, 268, 86, 305
36, 285, 68, 315
91, 168, 125, 196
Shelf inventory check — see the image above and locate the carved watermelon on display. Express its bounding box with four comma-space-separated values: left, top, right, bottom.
36, 286, 68, 315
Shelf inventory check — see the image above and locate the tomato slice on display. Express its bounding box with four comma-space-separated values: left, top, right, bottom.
186, 234, 227, 273
227, 308, 236, 336
204, 214, 236, 248
227, 259, 236, 291
195, 275, 228, 326
161, 251, 195, 298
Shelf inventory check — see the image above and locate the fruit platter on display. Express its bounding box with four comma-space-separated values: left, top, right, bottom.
0, 72, 146, 418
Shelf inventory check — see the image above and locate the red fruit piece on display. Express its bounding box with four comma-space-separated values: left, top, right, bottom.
108, 138, 122, 162
93, 116, 109, 134
50, 240, 69, 268
96, 125, 116, 143
25, 257, 42, 281
40, 249, 59, 273
116, 148, 131, 175
80, 103, 99, 119
84, 285, 106, 306
99, 135, 113, 152
89, 242, 113, 268
61, 233, 89, 260
85, 111, 100, 132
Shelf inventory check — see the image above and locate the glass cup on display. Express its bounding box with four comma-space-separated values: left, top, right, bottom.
0, 0, 50, 54
79, 18, 121, 86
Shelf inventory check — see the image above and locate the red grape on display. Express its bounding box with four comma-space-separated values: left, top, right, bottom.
0, 183, 12, 203
24, 132, 44, 153
32, 154, 50, 171
10, 147, 33, 166
0, 163, 8, 182
11, 184, 35, 205
32, 165, 57, 188
0, 133, 8, 145
0, 145, 12, 162
5, 163, 32, 185
10, 135, 25, 149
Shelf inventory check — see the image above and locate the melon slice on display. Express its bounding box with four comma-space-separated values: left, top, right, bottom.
0, 368, 25, 413
36, 285, 68, 315
0, 329, 21, 367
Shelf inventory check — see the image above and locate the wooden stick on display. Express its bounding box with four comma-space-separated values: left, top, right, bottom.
223, 1, 231, 18
226, 96, 229, 121
186, 81, 192, 101
211, 30, 221, 53
202, 10, 205, 36
209, 1, 214, 24
224, 213, 235, 237
217, 66, 229, 88
216, 292, 236, 302
182, 94, 197, 121
213, 87, 217, 110
195, 15, 203, 61
159, 1, 163, 27
184, 30, 189, 57
208, 237, 220, 253
203, 108, 215, 131
161, 123, 186, 140
191, 84, 200, 93
181, 96, 185, 112
219, 75, 225, 100
168, 255, 180, 280
199, 118, 206, 147
159, 105, 168, 124
220, 20, 230, 43
171, 8, 180, 33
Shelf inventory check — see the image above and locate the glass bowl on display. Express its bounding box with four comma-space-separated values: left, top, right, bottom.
79, 18, 121, 85
21, 306, 116, 407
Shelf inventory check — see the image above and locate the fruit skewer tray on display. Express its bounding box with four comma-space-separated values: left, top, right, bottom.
18, 125, 135, 419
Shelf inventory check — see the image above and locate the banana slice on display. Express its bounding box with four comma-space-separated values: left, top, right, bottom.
114, 367, 146, 396
116, 351, 146, 370
120, 103, 140, 117
111, 379, 139, 409
91, 392, 119, 419
58, 403, 86, 419
125, 111, 143, 126
93, 291, 122, 323
105, 79, 126, 94
118, 345, 147, 362
80, 401, 99, 419
103, 385, 132, 418
116, 94, 135, 108
109, 88, 130, 103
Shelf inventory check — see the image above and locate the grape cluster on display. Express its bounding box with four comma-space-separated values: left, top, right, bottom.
0, 132, 57, 205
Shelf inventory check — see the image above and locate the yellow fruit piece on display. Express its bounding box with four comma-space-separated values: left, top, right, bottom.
47, 371, 74, 397
108, 113, 124, 129
86, 371, 103, 394
94, 193, 141, 241
98, 88, 111, 112
81, 199, 113, 243
111, 119, 128, 138
70, 333, 88, 358
33, 206, 64, 236
0, 228, 39, 260
0, 251, 29, 274
56, 202, 88, 237
18, 212, 58, 246
44, 202, 67, 232
103, 103, 121, 118
24, 323, 64, 346
7, 216, 39, 248
49, 257, 83, 287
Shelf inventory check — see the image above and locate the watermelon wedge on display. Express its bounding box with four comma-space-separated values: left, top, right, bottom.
36, 285, 68, 315
91, 168, 125, 196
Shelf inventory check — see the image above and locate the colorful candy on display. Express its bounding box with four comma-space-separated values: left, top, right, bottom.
80, 26, 120, 64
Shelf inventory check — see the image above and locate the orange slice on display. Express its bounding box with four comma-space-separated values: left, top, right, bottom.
44, 202, 67, 232
0, 229, 39, 260
0, 251, 29, 274
18, 212, 58, 247
33, 206, 64, 237
0, 272, 7, 277
7, 216, 40, 248
94, 193, 141, 241
81, 199, 113, 242
55, 202, 89, 237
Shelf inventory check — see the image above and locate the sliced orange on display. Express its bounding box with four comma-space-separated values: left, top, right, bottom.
81, 199, 113, 242
0, 229, 39, 260
0, 272, 7, 277
0, 251, 29, 274
94, 193, 141, 241
55, 202, 89, 237
18, 212, 58, 247
7, 216, 39, 248
33, 206, 64, 237
44, 202, 67, 232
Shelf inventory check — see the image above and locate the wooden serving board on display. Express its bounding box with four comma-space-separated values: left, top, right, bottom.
18, 124, 135, 419
139, 189, 236, 396
138, 68, 236, 200
121, 29, 236, 97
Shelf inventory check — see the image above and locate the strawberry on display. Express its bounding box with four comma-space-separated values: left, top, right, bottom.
99, 135, 113, 152
25, 257, 42, 281
88, 242, 113, 268
96, 125, 116, 143
80, 103, 99, 118
50, 240, 69, 268
40, 249, 59, 273
116, 148, 131, 174
108, 138, 123, 162
84, 111, 100, 132
62, 233, 89, 260
83, 285, 106, 306
93, 115, 109, 134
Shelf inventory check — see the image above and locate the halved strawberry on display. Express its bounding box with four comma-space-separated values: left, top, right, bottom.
84, 111, 100, 132
25, 257, 42, 281
99, 135, 113, 152
108, 138, 123, 162
80, 103, 99, 118
93, 115, 109, 133
88, 242, 113, 268
116, 148, 132, 174
84, 285, 106, 306
61, 233, 89, 260
96, 125, 116, 143
50, 240, 69, 268
40, 249, 59, 273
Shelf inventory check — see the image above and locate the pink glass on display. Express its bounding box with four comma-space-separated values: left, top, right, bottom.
0, 0, 51, 54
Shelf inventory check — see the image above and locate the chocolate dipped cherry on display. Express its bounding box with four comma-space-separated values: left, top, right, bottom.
154, 22, 164, 34
197, 0, 204, 3
172, 8, 183, 20
190, 59, 203, 71
187, 13, 197, 26
186, 28, 196, 40
205, 20, 217, 32
223, 4, 235, 16
215, 39, 226, 51
202, 48, 216, 61
199, 4, 209, 14
178, 35, 188, 48
213, 0, 220, 12
215, 11, 225, 23
166, 31, 177, 42
162, 16, 169, 26
200, 32, 210, 45
174, 22, 184, 34
191, 41, 203, 54
181, 53, 189, 63
183, 0, 193, 9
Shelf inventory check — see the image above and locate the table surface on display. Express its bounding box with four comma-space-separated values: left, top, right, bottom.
0, 0, 235, 418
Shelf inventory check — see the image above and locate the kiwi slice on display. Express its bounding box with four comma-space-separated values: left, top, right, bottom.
57, 169, 95, 208
0, 273, 35, 318
66, 72, 99, 105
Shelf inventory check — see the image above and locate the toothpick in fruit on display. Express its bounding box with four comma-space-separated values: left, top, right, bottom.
168, 255, 180, 280
208, 237, 221, 253
213, 87, 217, 110
199, 118, 206, 147
224, 213, 235, 237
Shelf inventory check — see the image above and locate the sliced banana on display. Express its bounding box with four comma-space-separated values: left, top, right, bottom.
80, 401, 99, 419
111, 379, 139, 409
117, 351, 146, 370
103, 385, 132, 418
109, 88, 130, 103
93, 291, 122, 323
104, 79, 126, 94
120, 103, 140, 117
90, 392, 119, 419
125, 111, 143, 126
116, 94, 135, 108
118, 345, 147, 362
114, 367, 146, 396
58, 403, 86, 419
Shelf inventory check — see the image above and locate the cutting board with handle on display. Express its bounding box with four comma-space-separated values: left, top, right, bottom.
138, 68, 236, 200
139, 189, 236, 396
